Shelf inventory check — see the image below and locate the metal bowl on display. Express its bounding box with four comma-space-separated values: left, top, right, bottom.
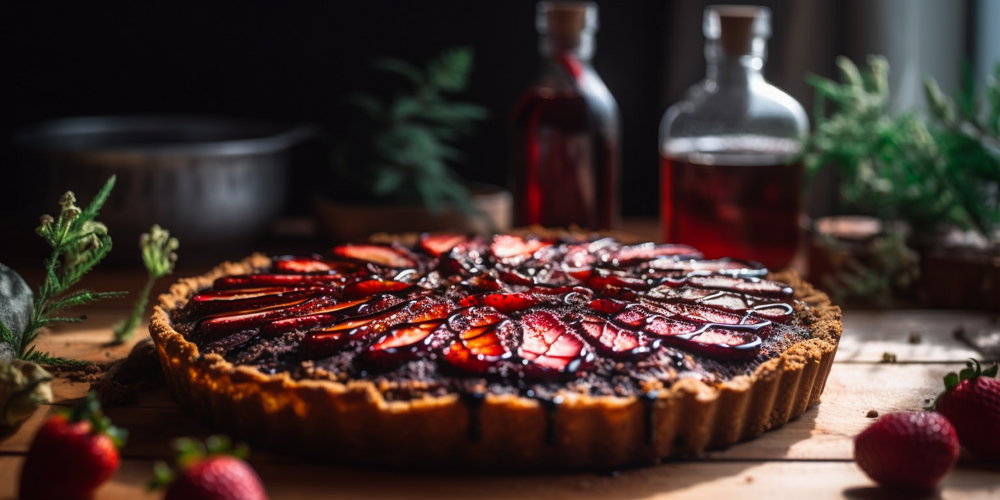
8, 115, 313, 262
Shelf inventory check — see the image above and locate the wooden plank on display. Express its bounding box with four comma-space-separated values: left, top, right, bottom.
0, 406, 54, 454
0, 364, 960, 462
706, 363, 952, 461
33, 311, 150, 364
839, 310, 988, 362
1, 456, 997, 500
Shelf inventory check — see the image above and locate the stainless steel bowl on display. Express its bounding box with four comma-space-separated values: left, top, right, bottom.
9, 115, 313, 261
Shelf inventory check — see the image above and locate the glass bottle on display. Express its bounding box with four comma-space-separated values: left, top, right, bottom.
512, 1, 621, 230
659, 5, 808, 270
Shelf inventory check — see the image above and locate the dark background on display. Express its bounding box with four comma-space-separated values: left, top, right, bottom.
1, 1, 983, 221
0, 1, 856, 218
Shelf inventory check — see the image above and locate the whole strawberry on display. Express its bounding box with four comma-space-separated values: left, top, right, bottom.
933, 359, 1000, 461
152, 435, 268, 500
19, 392, 127, 500
854, 411, 959, 491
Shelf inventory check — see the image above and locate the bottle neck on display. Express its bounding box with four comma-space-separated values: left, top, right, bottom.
704, 38, 766, 84
539, 34, 595, 62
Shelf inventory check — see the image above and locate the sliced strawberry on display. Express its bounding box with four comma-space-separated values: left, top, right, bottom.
213, 273, 346, 290
516, 309, 591, 376
459, 293, 541, 314
189, 287, 320, 316
679, 303, 768, 327
585, 272, 650, 291
692, 292, 752, 312
612, 243, 700, 264
641, 316, 763, 359
747, 302, 795, 322
341, 279, 413, 300
588, 297, 627, 315
463, 273, 504, 291
642, 315, 702, 337
641, 298, 765, 327
681, 327, 762, 359
443, 307, 514, 374
439, 239, 489, 275
257, 298, 372, 337
272, 256, 338, 274
419, 233, 468, 257
198, 296, 342, 338
686, 275, 793, 296
332, 244, 416, 268
299, 330, 351, 360
303, 296, 447, 345
577, 315, 654, 358
490, 235, 551, 262
259, 313, 338, 338
611, 304, 656, 328
645, 257, 765, 275
364, 321, 450, 367
561, 243, 597, 271
527, 285, 589, 296
496, 269, 533, 286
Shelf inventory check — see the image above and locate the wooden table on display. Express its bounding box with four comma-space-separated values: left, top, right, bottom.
3, 299, 1000, 499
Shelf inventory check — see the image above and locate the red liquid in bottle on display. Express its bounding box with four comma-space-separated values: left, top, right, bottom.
660, 138, 803, 270
512, 88, 618, 230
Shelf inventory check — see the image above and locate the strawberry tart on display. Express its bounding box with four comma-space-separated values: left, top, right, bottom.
150, 231, 841, 470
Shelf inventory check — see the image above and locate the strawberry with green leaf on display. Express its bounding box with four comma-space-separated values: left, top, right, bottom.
19, 392, 127, 500
152, 435, 268, 500
931, 359, 1000, 461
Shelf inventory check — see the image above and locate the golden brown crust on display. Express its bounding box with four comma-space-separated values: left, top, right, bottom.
149, 253, 842, 470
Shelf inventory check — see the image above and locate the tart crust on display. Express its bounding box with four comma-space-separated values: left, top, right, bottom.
150, 253, 842, 470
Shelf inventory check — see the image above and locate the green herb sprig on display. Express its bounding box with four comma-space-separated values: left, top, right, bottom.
112, 225, 178, 344
334, 46, 489, 216
0, 176, 126, 366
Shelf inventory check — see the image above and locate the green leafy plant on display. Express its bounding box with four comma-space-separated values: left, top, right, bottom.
0, 176, 125, 366
333, 46, 489, 216
804, 56, 1000, 242
112, 224, 178, 343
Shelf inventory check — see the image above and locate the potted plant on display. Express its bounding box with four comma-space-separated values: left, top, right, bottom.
804, 56, 1000, 309
314, 47, 511, 242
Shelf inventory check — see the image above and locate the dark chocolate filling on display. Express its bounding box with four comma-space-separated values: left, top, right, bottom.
170, 234, 812, 405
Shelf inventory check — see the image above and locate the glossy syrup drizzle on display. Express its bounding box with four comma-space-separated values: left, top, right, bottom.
180, 234, 802, 447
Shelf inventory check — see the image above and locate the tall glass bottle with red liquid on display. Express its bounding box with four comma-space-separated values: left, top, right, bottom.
659, 5, 807, 270
512, 1, 620, 230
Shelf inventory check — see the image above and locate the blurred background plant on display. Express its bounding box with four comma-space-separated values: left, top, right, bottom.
804, 56, 1000, 244
330, 46, 489, 216
805, 56, 1000, 307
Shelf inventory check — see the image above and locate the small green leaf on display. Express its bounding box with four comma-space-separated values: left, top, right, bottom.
391, 96, 424, 121
427, 46, 474, 93
76, 176, 116, 227
148, 461, 175, 491
983, 363, 999, 378
943, 372, 959, 390
959, 367, 976, 381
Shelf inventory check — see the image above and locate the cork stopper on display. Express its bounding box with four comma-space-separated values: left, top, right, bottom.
537, 2, 598, 49
704, 5, 771, 55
